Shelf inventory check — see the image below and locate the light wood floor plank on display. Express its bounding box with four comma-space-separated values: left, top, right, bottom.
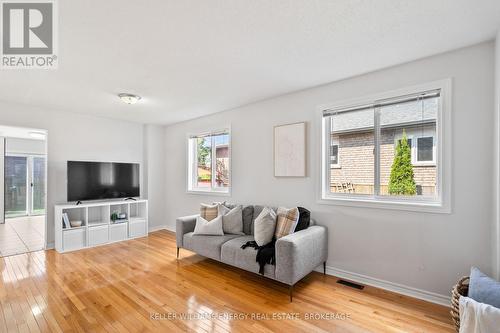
0, 231, 454, 332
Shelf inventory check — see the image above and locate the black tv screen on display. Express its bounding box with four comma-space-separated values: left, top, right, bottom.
67, 161, 140, 202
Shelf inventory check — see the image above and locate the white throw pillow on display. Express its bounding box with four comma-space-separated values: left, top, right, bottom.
193, 215, 224, 236
253, 207, 277, 246
218, 205, 245, 235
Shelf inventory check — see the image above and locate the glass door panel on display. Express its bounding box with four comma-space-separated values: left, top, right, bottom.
31, 157, 46, 215
5, 156, 28, 218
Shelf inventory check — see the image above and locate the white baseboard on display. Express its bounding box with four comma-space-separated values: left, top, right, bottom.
149, 224, 175, 233
45, 241, 55, 250
319, 265, 450, 307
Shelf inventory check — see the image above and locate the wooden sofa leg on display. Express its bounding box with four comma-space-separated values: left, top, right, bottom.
289, 285, 294, 302
323, 262, 326, 275
177, 247, 179, 259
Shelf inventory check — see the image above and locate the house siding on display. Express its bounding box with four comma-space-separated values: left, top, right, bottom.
331, 127, 436, 195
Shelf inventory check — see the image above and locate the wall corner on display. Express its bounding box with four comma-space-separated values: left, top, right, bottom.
494, 30, 500, 280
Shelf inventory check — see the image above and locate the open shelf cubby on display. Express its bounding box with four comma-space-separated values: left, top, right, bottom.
130, 201, 147, 220
110, 203, 129, 224
62, 207, 87, 229
88, 205, 110, 226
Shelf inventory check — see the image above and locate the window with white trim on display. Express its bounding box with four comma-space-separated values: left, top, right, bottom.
416, 136, 434, 163
188, 130, 230, 193
330, 136, 340, 168
395, 130, 436, 166
322, 88, 442, 204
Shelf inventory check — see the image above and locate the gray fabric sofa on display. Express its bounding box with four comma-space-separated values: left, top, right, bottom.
176, 205, 328, 301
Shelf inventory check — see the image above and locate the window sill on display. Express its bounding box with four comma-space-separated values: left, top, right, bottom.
318, 195, 450, 214
412, 162, 436, 167
187, 189, 231, 197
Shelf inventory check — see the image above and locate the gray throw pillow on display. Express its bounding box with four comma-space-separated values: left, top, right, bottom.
253, 207, 277, 246
468, 266, 500, 308
242, 206, 254, 235
218, 205, 245, 235
193, 215, 224, 236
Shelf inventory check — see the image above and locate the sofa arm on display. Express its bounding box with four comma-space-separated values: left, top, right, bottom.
176, 214, 198, 247
275, 225, 328, 285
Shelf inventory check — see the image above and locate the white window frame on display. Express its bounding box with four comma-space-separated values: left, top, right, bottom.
317, 79, 452, 213
187, 128, 231, 196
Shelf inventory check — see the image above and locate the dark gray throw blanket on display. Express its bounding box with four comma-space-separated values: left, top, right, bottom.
240, 207, 310, 274
241, 240, 276, 274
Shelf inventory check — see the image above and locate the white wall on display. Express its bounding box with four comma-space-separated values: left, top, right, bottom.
0, 102, 144, 246
5, 138, 46, 155
164, 41, 495, 300
143, 125, 166, 229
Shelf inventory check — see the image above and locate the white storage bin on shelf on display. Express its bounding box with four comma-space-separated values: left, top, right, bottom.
54, 199, 148, 253
63, 228, 86, 251
110, 223, 128, 242
129, 201, 148, 238
129, 219, 147, 238
88, 225, 109, 246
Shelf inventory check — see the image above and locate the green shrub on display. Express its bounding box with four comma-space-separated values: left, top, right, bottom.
197, 139, 210, 166
197, 174, 211, 181
388, 131, 416, 195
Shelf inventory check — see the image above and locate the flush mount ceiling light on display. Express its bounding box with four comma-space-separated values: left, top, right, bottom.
29, 131, 46, 140
118, 93, 141, 105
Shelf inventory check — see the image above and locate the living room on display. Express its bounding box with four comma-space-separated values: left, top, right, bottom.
0, 1, 500, 332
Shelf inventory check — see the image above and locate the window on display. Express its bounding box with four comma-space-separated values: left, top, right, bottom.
321, 83, 449, 210
330, 136, 340, 167
395, 134, 435, 165
417, 137, 434, 162
188, 130, 230, 194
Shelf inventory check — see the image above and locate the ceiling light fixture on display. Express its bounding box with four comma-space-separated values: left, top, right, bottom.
118, 93, 141, 105
29, 131, 46, 140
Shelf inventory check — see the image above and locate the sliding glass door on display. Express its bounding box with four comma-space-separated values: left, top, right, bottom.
5, 156, 28, 218
31, 156, 46, 215
4, 155, 46, 219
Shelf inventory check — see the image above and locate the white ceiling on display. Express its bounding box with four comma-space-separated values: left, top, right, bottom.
1, 0, 499, 125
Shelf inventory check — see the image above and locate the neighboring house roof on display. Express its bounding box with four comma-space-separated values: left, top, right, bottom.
331, 97, 438, 134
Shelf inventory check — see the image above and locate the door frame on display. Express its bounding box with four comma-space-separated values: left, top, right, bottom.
1, 128, 48, 251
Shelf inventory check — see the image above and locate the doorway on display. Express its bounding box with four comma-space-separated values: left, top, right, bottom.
0, 126, 47, 257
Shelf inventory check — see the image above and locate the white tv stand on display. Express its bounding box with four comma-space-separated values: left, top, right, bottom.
54, 199, 148, 253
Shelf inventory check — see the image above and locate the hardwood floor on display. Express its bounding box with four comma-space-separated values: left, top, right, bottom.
0, 230, 454, 332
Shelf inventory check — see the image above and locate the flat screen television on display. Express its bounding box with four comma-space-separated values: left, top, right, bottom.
67, 161, 140, 202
